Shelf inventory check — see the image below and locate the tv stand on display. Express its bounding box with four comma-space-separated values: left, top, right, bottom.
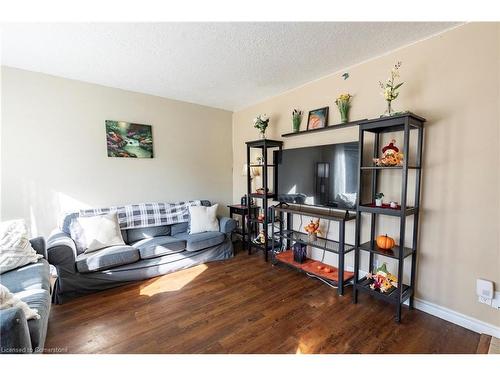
270, 204, 356, 295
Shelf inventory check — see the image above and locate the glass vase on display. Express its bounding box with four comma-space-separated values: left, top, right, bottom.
383, 100, 394, 117
292, 117, 301, 132
260, 131, 266, 139
340, 107, 349, 123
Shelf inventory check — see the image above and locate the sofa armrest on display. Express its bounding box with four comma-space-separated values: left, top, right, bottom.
47, 230, 77, 269
0, 307, 32, 354
218, 216, 237, 234
29, 236, 47, 259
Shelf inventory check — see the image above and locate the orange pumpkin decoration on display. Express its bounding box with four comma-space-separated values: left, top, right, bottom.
376, 234, 395, 250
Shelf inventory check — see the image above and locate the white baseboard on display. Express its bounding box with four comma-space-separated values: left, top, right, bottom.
344, 266, 499, 337
413, 298, 500, 338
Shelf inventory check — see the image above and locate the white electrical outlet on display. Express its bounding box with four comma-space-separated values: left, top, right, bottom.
478, 295, 492, 305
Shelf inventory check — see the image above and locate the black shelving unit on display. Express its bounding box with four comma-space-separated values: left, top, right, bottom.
270, 204, 356, 295
352, 112, 425, 322
245, 139, 283, 261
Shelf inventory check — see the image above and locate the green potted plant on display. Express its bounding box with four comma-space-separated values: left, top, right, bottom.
292, 109, 303, 132
253, 114, 270, 139
375, 192, 384, 207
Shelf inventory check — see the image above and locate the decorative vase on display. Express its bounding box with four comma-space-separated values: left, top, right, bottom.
340, 107, 349, 123
292, 117, 301, 132
375, 198, 383, 207
383, 100, 394, 117
308, 233, 317, 242
260, 131, 266, 139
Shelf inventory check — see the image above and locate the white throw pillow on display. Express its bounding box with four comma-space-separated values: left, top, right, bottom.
0, 219, 42, 274
76, 212, 125, 253
0, 284, 40, 320
189, 204, 219, 234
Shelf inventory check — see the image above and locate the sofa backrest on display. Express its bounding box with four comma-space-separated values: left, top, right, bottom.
59, 200, 212, 247
126, 225, 171, 244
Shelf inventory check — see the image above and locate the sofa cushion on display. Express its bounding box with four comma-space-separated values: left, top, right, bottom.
15, 288, 51, 352
132, 236, 186, 260
173, 231, 225, 252
170, 222, 189, 236
189, 204, 219, 234
75, 245, 139, 273
0, 259, 50, 294
126, 225, 171, 244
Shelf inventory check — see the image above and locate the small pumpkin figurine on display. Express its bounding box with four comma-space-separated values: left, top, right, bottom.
376, 234, 395, 250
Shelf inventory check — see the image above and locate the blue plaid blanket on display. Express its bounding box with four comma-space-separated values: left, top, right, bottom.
77, 200, 202, 230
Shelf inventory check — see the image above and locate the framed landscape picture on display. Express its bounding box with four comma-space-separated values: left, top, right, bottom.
105, 120, 154, 158
307, 107, 329, 130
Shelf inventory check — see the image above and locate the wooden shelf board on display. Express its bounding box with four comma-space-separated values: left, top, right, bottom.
357, 204, 416, 217
273, 204, 356, 221
356, 276, 411, 304
275, 250, 354, 284
281, 119, 366, 138
358, 240, 413, 260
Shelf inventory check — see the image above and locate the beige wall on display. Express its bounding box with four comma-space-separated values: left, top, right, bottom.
1, 67, 233, 236
232, 23, 500, 327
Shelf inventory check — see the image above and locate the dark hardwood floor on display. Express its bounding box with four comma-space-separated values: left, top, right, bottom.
45, 245, 480, 354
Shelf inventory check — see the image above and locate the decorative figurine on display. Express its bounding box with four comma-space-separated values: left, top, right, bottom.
373, 139, 404, 167
376, 234, 396, 250
292, 242, 307, 264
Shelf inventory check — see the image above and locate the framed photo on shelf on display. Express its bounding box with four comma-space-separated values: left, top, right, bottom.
306, 107, 329, 130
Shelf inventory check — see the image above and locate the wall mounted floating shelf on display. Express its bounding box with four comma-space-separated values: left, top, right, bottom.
281, 119, 366, 138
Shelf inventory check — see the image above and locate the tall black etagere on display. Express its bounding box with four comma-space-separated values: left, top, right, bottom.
245, 139, 283, 262
352, 112, 425, 322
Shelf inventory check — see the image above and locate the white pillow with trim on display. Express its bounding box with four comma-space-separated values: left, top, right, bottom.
77, 212, 125, 253
189, 204, 219, 234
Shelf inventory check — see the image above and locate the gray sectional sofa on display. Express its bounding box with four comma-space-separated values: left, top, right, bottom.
47, 201, 236, 304
0, 237, 51, 354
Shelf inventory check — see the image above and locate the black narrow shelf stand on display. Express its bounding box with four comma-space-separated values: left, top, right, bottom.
245, 139, 283, 261
352, 112, 425, 323
281, 119, 366, 138
270, 204, 356, 296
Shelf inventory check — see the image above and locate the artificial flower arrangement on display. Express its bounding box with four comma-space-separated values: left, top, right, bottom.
379, 61, 404, 116
367, 263, 398, 294
304, 219, 321, 241
334, 93, 352, 123
373, 139, 404, 167
292, 109, 303, 132
253, 114, 270, 138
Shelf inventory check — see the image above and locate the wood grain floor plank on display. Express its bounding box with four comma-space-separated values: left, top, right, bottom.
45, 246, 480, 354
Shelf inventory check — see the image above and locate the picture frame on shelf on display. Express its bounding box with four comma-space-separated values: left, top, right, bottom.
306, 107, 329, 130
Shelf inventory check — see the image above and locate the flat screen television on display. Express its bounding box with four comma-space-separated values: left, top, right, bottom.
276, 142, 359, 209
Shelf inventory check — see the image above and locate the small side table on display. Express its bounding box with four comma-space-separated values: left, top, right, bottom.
227, 204, 259, 251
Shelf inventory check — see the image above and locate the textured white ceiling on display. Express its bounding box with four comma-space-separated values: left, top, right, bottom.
1, 23, 459, 111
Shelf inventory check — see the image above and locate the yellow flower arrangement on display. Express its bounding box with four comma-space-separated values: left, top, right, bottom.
334, 93, 352, 123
